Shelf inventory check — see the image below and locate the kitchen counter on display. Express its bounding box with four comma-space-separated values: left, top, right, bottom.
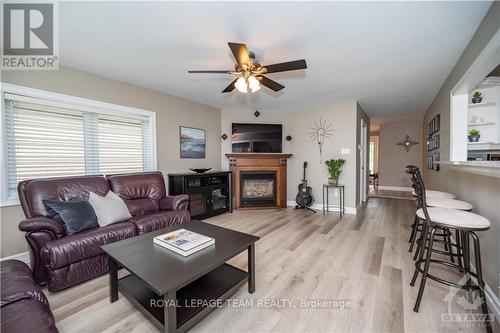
438, 161, 500, 178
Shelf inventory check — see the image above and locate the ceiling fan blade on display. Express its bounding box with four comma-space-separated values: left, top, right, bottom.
222, 78, 238, 93
258, 75, 285, 92
263, 59, 307, 73
188, 70, 233, 74
228, 42, 250, 66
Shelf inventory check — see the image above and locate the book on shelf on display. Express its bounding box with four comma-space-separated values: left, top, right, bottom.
153, 229, 214, 256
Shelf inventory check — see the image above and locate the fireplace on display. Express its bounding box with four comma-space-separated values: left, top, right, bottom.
226, 153, 292, 209
240, 171, 277, 207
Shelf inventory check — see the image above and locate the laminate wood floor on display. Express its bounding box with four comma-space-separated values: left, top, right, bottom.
368, 188, 414, 200
46, 198, 498, 333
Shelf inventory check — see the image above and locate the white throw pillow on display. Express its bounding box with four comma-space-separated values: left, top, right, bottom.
88, 191, 132, 227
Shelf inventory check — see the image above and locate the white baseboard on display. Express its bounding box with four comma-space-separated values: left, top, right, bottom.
0, 251, 30, 265
287, 201, 357, 215
376, 186, 412, 191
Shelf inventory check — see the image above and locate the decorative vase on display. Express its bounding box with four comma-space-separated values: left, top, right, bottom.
328, 177, 338, 185
468, 135, 480, 142
472, 97, 483, 104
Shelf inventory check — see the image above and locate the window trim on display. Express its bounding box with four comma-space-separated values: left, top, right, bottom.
0, 83, 157, 207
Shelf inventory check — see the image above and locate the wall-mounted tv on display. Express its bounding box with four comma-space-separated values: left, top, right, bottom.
231, 123, 282, 153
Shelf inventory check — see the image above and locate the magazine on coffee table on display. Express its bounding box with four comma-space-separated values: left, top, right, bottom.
153, 229, 214, 256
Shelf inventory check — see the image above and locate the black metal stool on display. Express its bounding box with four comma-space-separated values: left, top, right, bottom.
409, 172, 493, 333
406, 166, 458, 262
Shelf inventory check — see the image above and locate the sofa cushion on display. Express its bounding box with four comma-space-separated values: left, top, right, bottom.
107, 172, 166, 216
89, 191, 131, 226
41, 222, 137, 270
1, 299, 58, 333
129, 210, 191, 234
18, 175, 110, 219
43, 198, 98, 235
0, 260, 48, 307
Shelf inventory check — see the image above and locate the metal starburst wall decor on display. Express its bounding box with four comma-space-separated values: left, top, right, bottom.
309, 119, 334, 164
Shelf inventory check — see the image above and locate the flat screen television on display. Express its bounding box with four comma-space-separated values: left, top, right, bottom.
231, 123, 282, 153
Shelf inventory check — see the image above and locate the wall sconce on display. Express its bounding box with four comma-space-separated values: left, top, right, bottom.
254, 111, 260, 118
221, 133, 228, 140
285, 135, 292, 141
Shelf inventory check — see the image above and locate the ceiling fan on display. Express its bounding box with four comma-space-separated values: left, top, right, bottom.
188, 42, 307, 94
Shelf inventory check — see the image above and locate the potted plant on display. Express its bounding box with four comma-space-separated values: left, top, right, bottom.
325, 158, 346, 185
468, 128, 481, 142
472, 91, 483, 104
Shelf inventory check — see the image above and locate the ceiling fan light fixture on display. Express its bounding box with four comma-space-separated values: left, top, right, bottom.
235, 76, 248, 93
188, 42, 307, 94
248, 75, 261, 93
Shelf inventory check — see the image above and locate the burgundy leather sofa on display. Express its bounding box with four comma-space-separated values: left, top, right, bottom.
18, 172, 190, 292
1, 260, 58, 333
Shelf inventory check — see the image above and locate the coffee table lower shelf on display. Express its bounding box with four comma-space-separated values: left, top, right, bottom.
118, 263, 248, 333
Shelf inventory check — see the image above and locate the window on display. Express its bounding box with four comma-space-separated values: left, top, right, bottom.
1, 85, 156, 204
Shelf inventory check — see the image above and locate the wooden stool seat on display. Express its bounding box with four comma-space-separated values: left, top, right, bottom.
412, 190, 455, 199
416, 207, 491, 231
425, 198, 473, 211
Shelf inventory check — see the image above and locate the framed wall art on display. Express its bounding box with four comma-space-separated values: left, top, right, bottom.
180, 126, 206, 158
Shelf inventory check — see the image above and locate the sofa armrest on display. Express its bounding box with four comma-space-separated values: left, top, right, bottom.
160, 194, 189, 211
19, 217, 65, 239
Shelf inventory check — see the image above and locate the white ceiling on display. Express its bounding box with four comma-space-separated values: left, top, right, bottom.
59, 1, 491, 117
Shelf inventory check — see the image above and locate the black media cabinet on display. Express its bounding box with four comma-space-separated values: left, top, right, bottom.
168, 171, 232, 220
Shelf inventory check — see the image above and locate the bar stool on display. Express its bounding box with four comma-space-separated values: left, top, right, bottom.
410, 179, 493, 332
406, 166, 460, 257
411, 189, 455, 199
406, 166, 475, 276
406, 165, 455, 199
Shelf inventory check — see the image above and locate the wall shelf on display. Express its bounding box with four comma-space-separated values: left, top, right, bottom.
468, 102, 496, 108
468, 141, 496, 144
467, 122, 496, 126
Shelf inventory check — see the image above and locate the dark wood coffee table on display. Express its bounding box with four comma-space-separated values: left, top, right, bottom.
101, 220, 259, 333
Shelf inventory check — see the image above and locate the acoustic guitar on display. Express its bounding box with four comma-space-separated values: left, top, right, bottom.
295, 162, 315, 212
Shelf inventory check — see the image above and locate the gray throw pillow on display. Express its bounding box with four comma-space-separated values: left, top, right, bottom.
88, 191, 132, 227
43, 198, 99, 235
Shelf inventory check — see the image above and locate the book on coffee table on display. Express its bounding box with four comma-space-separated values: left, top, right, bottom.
153, 228, 214, 256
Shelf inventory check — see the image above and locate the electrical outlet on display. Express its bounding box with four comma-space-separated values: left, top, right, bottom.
341, 148, 350, 155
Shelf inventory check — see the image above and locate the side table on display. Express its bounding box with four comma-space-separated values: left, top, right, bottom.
322, 184, 345, 217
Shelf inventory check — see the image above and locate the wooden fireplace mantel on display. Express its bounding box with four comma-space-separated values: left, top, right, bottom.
225, 153, 293, 158
225, 153, 293, 210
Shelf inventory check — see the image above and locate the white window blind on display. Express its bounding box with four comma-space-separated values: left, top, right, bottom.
96, 115, 148, 174
3, 93, 154, 200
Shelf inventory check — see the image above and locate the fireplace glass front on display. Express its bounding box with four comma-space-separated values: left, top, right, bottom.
240, 171, 277, 207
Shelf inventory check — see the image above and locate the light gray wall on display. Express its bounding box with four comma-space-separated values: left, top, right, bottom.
220, 108, 293, 169
422, 2, 500, 295
378, 119, 423, 187
220, 100, 361, 209
1, 66, 222, 257
288, 100, 360, 209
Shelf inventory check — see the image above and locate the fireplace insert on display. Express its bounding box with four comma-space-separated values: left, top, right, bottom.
240, 171, 277, 207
